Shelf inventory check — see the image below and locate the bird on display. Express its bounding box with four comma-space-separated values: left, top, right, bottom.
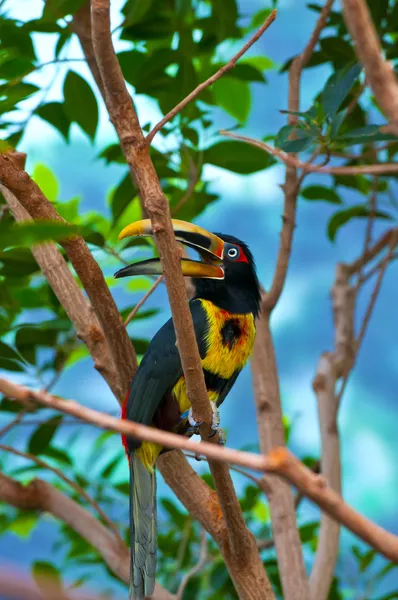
114, 218, 261, 600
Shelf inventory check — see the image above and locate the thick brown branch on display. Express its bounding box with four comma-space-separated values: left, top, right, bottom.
342, 0, 398, 135
0, 156, 136, 400
251, 316, 308, 600
249, 3, 335, 596
2, 378, 398, 561
90, 2, 273, 592
266, 448, 398, 562
310, 353, 342, 600
1, 184, 121, 399
73, 5, 265, 591
146, 10, 277, 144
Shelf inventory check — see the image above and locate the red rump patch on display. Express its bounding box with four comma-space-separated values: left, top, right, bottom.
236, 245, 249, 264
121, 392, 129, 457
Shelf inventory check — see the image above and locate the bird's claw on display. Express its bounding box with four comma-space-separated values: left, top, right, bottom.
181, 404, 225, 444
210, 427, 226, 446
180, 407, 204, 429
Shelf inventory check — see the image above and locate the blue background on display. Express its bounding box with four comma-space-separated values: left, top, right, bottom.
1, 0, 397, 596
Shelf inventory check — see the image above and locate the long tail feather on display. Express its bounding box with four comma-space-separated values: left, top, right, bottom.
129, 454, 157, 600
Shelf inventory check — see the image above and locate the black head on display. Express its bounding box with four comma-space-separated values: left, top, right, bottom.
114, 219, 261, 317
192, 233, 261, 317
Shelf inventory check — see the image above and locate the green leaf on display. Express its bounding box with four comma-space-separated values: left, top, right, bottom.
101, 455, 123, 479
99, 143, 125, 164
9, 513, 37, 539
0, 221, 77, 251
299, 521, 319, 543
0, 340, 23, 363
359, 549, 376, 572
0, 82, 39, 114
250, 8, 272, 28
32, 561, 63, 593
338, 125, 397, 145
15, 325, 59, 365
212, 77, 251, 124
0, 357, 25, 372
111, 173, 137, 223
28, 416, 63, 455
32, 164, 59, 202
63, 71, 98, 140
160, 498, 186, 528
322, 63, 361, 120
36, 102, 70, 140
374, 563, 398, 582
204, 141, 274, 174
327, 206, 392, 242
253, 500, 269, 522
301, 185, 342, 204
242, 56, 274, 72
320, 37, 356, 63
41, 446, 73, 465
275, 125, 317, 153
42, 0, 87, 19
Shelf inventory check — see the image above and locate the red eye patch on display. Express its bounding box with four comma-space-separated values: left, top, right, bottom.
236, 245, 248, 263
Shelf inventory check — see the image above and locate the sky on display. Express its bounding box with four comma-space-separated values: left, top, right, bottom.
1, 0, 398, 596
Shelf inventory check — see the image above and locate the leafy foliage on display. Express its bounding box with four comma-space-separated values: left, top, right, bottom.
0, 0, 397, 598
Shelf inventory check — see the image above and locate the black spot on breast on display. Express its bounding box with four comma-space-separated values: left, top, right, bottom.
221, 319, 241, 349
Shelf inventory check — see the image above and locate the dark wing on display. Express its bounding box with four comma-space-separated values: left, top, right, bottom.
216, 369, 240, 408
125, 299, 209, 429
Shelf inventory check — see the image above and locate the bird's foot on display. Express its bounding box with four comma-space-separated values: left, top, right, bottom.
208, 402, 220, 435
181, 404, 225, 444
215, 427, 227, 446
180, 407, 203, 436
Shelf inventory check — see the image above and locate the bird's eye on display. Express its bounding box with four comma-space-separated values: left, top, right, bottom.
227, 247, 239, 259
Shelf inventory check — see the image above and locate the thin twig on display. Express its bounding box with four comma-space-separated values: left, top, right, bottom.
355, 176, 378, 291
124, 276, 163, 326
0, 413, 24, 440
220, 131, 398, 176
337, 236, 397, 405
184, 451, 273, 495
346, 228, 398, 275
171, 156, 201, 216
176, 528, 208, 600
0, 443, 123, 544
146, 10, 277, 144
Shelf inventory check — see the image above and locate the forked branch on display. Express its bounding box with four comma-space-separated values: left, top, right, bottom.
2, 377, 398, 562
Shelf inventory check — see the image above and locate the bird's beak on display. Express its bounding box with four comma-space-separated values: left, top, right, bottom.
114, 219, 225, 280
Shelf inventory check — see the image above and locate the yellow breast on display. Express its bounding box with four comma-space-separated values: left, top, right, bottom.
200, 299, 256, 379
174, 299, 256, 414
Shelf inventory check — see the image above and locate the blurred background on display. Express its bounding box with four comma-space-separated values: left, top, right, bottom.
1, 0, 397, 598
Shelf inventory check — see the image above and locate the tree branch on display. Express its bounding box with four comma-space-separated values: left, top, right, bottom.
0, 156, 136, 400
90, 2, 273, 594
0, 443, 122, 543
124, 275, 163, 326
2, 379, 398, 562
342, 0, 398, 136
0, 471, 173, 600
220, 131, 398, 176
1, 184, 121, 400
146, 10, 277, 144
176, 528, 207, 600
249, 2, 335, 596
